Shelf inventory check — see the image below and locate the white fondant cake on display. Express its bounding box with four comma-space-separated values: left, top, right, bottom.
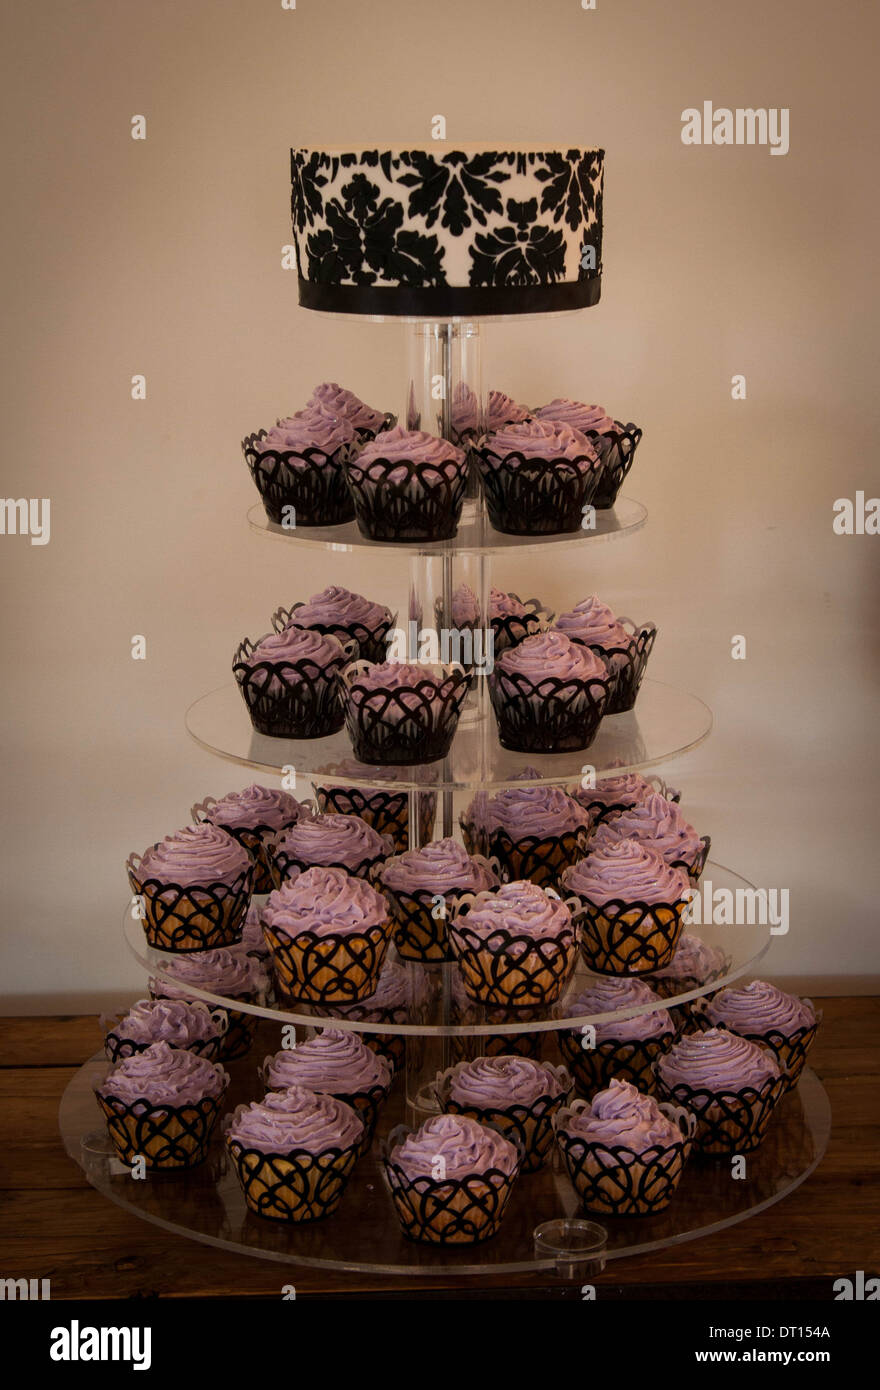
290, 145, 603, 317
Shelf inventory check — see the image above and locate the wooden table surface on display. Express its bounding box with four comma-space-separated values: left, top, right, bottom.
1, 999, 878, 1301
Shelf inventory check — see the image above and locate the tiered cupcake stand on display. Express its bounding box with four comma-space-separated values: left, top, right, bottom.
60, 311, 830, 1280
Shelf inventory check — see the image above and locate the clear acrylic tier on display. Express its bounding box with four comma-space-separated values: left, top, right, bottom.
61, 1056, 830, 1277
185, 678, 713, 791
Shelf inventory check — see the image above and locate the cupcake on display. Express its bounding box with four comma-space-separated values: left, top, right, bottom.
339, 658, 470, 765
591, 792, 710, 882
451, 583, 481, 631
261, 865, 393, 1004
701, 980, 820, 1090
449, 880, 577, 1008
270, 812, 391, 884
95, 1041, 229, 1169
225, 1083, 363, 1222
261, 1028, 392, 1156
553, 596, 656, 714
488, 588, 552, 655
272, 585, 395, 665
654, 1028, 785, 1154
650, 932, 731, 1033
555, 1078, 694, 1215
379, 837, 499, 961
562, 840, 691, 976
534, 398, 643, 509
477, 418, 602, 535
306, 381, 390, 442
435, 1054, 570, 1172
313, 760, 437, 855
557, 977, 674, 1098
100, 997, 228, 1063
233, 626, 352, 739
383, 1113, 520, 1244
344, 425, 468, 542
461, 782, 590, 886
486, 389, 531, 432
489, 629, 611, 754
450, 381, 482, 447
127, 823, 252, 953
572, 772, 677, 828
192, 784, 302, 894
150, 946, 264, 1061
242, 404, 357, 527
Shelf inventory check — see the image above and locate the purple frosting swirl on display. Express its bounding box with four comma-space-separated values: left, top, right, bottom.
452, 584, 480, 628
535, 398, 617, 435
450, 382, 480, 437
98, 1040, 227, 1107
560, 1079, 683, 1153
656, 1028, 780, 1091
204, 784, 302, 832
109, 998, 223, 1048
489, 588, 529, 619
576, 773, 661, 814
259, 405, 356, 455
152, 947, 257, 1001
137, 823, 250, 889
263, 1029, 391, 1094
390, 1113, 518, 1180
705, 980, 815, 1036
485, 418, 599, 465
449, 1054, 565, 1108
381, 837, 498, 895
496, 630, 608, 686
356, 424, 466, 484
307, 381, 385, 434
226, 1083, 363, 1155
261, 865, 388, 938
568, 977, 672, 1042
287, 585, 389, 633
554, 596, 630, 652
652, 933, 727, 985
467, 784, 589, 839
486, 390, 531, 432
274, 813, 388, 871
593, 793, 703, 866
563, 839, 690, 907
245, 625, 346, 673
461, 880, 573, 952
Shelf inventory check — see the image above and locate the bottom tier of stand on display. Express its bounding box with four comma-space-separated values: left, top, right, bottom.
62, 1051, 830, 1279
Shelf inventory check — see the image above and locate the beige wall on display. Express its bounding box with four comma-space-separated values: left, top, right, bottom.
1, 0, 878, 1010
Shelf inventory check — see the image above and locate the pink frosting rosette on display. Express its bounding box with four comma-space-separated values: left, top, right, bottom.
97, 1040, 227, 1109
257, 404, 355, 458
307, 381, 387, 436
592, 792, 707, 878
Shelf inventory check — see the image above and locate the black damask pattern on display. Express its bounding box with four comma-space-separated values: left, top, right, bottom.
535, 149, 602, 231
303, 173, 445, 288
396, 150, 512, 235
468, 197, 566, 287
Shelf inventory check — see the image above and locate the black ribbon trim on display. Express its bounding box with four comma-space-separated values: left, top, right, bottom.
297, 277, 602, 318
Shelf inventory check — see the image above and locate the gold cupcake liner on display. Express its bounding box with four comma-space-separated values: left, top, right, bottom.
557, 1030, 675, 1099
263, 918, 394, 1004
485, 828, 590, 890
653, 1070, 787, 1155
227, 1139, 360, 1222
449, 920, 578, 1009
382, 1126, 521, 1244
127, 854, 252, 954
572, 895, 687, 977
555, 1099, 695, 1215
96, 1086, 228, 1169
433, 1062, 570, 1172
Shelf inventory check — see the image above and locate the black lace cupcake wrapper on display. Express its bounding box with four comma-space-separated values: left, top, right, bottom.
382, 1128, 521, 1244
233, 637, 356, 739
339, 661, 471, 765
569, 893, 688, 976
268, 844, 390, 889
226, 1139, 360, 1222
557, 1030, 675, 1099
191, 799, 300, 895
377, 863, 496, 963
242, 432, 355, 527
433, 1063, 570, 1173
555, 1100, 694, 1215
448, 913, 578, 1008
263, 919, 394, 1004
450, 1025, 544, 1067
476, 448, 603, 535
313, 784, 437, 856
127, 856, 252, 953
482, 827, 590, 889
148, 984, 259, 1062
343, 455, 468, 542
581, 622, 657, 714
96, 1088, 227, 1169
689, 1008, 821, 1093
271, 604, 396, 667
653, 1073, 787, 1155
489, 669, 611, 753
490, 599, 554, 656
588, 423, 643, 510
